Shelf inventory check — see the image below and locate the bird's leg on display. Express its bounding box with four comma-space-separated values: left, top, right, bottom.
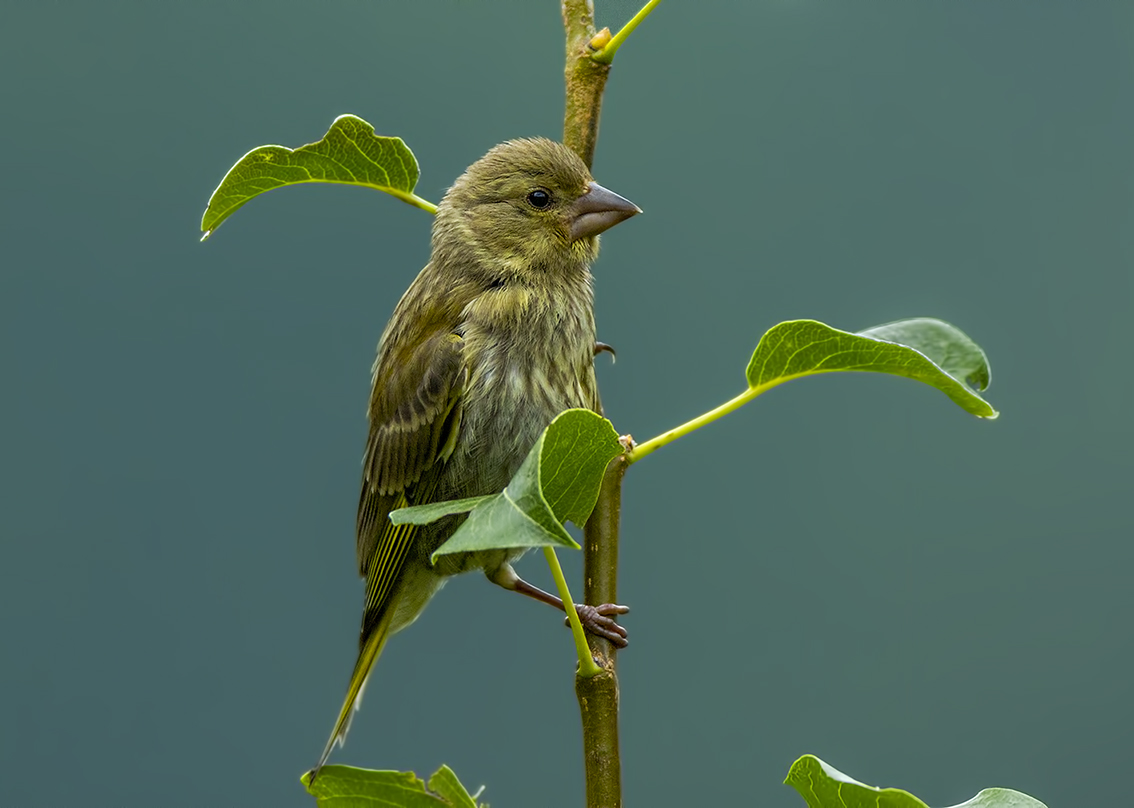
487, 564, 629, 647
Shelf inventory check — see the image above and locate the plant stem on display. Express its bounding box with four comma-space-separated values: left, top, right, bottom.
386, 189, 438, 215
544, 547, 603, 678
563, 4, 624, 806
562, 0, 611, 169
578, 456, 627, 808
591, 0, 662, 65
629, 371, 811, 463
629, 386, 760, 463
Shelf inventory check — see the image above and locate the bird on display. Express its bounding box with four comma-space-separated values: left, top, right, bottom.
311, 138, 640, 779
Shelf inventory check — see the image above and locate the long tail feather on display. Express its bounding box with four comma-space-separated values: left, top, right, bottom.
309, 610, 394, 782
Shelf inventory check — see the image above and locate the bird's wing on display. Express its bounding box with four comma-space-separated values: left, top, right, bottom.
355, 327, 467, 623
313, 328, 467, 778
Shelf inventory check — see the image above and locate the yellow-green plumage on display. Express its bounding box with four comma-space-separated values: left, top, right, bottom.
312, 139, 639, 777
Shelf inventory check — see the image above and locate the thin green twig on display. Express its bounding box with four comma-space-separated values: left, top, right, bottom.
386, 189, 438, 215
591, 0, 663, 65
543, 546, 602, 678
629, 375, 802, 463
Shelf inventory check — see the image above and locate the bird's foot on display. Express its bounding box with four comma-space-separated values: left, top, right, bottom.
567, 602, 630, 647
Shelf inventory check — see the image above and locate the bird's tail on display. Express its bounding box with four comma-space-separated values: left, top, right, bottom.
309, 609, 395, 782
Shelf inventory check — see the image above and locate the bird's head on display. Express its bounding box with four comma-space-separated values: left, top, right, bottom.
433, 138, 640, 284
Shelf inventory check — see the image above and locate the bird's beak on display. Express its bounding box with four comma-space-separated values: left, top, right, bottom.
568, 181, 642, 242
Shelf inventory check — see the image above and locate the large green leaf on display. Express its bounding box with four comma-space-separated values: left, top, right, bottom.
428, 470, 580, 559
389, 409, 622, 560
301, 764, 485, 808
200, 114, 435, 239
858, 318, 990, 392
746, 319, 997, 419
785, 755, 1047, 808
538, 407, 624, 526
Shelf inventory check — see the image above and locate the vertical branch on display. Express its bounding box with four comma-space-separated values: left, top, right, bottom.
582, 458, 626, 654
562, 4, 624, 808
562, 0, 611, 168
577, 456, 627, 808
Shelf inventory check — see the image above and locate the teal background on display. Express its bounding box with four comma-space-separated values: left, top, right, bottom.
2, 1, 1131, 806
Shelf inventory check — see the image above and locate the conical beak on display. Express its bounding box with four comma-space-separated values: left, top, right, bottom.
568, 181, 641, 242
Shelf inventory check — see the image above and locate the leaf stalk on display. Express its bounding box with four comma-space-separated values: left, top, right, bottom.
390, 191, 438, 215
591, 0, 662, 65
543, 546, 603, 678
629, 385, 766, 463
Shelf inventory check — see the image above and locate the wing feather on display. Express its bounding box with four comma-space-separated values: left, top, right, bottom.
355, 328, 467, 596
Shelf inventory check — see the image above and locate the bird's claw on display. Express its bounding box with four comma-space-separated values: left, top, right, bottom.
565, 602, 630, 647
594, 341, 617, 360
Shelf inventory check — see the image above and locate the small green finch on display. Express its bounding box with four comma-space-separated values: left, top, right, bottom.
312, 138, 640, 777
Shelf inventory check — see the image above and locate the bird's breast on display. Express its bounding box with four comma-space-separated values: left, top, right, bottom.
441, 289, 598, 500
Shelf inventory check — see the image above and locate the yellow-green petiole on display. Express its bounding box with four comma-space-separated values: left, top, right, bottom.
391, 190, 438, 215
543, 547, 602, 678
590, 0, 663, 65
629, 376, 800, 463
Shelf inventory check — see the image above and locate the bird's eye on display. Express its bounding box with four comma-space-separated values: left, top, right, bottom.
527, 189, 552, 209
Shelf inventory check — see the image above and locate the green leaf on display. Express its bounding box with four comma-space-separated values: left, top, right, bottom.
858, 318, 990, 392
200, 114, 436, 240
390, 495, 495, 526
427, 766, 484, 808
430, 467, 579, 560
301, 764, 486, 808
785, 755, 1048, 808
746, 319, 997, 419
536, 408, 623, 526
427, 409, 622, 561
785, 755, 928, 808
630, 316, 997, 463
947, 791, 1052, 808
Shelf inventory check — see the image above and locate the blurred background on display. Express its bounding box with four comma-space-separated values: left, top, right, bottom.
2, 1, 1130, 805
